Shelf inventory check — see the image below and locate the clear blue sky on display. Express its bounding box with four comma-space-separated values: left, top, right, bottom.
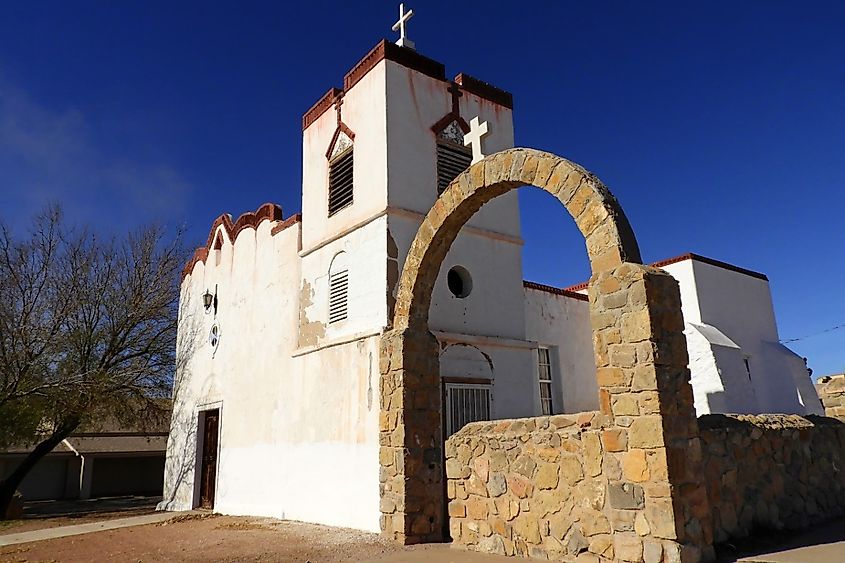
1, 1, 842, 376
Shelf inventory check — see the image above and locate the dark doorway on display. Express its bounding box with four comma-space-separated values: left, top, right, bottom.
199, 409, 219, 509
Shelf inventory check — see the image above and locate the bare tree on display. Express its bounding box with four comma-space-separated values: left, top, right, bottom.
0, 207, 184, 517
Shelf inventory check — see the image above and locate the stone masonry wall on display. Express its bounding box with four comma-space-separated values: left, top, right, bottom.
699, 413, 845, 544
815, 374, 845, 418
446, 413, 692, 562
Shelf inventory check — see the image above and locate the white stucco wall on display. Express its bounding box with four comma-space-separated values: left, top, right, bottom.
161, 218, 381, 532
662, 258, 821, 415
384, 60, 519, 237
301, 62, 388, 254
523, 287, 598, 414
299, 216, 388, 346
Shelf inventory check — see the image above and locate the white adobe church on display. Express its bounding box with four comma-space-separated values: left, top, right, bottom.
160, 13, 822, 533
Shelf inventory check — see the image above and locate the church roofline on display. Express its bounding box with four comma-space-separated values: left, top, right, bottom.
561, 252, 769, 293
454, 73, 513, 109
182, 203, 298, 281
650, 253, 768, 281
302, 40, 513, 131
523, 280, 588, 302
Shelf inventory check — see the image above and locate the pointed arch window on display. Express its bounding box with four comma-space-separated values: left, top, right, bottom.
436, 120, 472, 195
328, 252, 349, 324
328, 130, 354, 216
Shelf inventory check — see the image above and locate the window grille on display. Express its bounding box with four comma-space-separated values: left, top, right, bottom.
328, 148, 354, 216
445, 383, 491, 436
538, 348, 554, 415
328, 269, 348, 324
436, 141, 472, 195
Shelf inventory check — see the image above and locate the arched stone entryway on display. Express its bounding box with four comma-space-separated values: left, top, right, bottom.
379, 148, 712, 560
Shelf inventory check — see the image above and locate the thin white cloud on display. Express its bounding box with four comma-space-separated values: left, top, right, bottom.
0, 74, 193, 229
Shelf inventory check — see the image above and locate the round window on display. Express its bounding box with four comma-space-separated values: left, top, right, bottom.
447, 266, 473, 298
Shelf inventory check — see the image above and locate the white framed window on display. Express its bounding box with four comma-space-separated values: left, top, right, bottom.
328, 252, 348, 324
444, 383, 491, 436
537, 347, 554, 415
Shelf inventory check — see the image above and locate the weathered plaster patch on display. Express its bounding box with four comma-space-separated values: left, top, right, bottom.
298, 279, 326, 348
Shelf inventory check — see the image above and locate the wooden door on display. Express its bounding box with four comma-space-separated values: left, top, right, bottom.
199, 409, 219, 509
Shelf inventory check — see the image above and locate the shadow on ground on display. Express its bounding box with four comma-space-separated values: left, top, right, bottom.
716, 516, 845, 562
23, 495, 161, 519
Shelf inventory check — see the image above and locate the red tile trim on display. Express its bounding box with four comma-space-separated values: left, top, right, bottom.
523, 280, 589, 302
344, 39, 446, 91
454, 73, 514, 109
325, 122, 356, 160
302, 41, 514, 131
302, 87, 342, 130
182, 203, 285, 280
271, 213, 302, 236
431, 112, 470, 135
563, 281, 589, 292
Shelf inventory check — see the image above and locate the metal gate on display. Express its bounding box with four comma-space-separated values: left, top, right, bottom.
444, 383, 492, 437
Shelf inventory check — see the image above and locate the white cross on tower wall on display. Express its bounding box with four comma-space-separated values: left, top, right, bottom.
392, 3, 415, 50
464, 116, 489, 164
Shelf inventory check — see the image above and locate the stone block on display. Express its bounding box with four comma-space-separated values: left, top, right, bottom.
583, 432, 603, 477
488, 472, 507, 497
566, 528, 589, 555
467, 496, 489, 520
643, 540, 663, 563
629, 416, 665, 449
507, 473, 534, 499
588, 534, 614, 559
623, 449, 650, 482
472, 456, 490, 482
536, 462, 560, 490
561, 456, 585, 485
513, 514, 541, 544
448, 500, 466, 518
580, 508, 612, 536
511, 455, 536, 478
608, 482, 645, 510
602, 428, 628, 452
614, 534, 644, 562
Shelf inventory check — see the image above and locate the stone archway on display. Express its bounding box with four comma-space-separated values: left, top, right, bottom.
379, 148, 712, 560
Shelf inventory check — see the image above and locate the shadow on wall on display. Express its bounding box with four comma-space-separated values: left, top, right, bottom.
704, 391, 728, 415
157, 289, 203, 511
698, 413, 845, 546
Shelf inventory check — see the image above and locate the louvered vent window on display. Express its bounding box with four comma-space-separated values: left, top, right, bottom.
436, 141, 472, 195
328, 269, 348, 324
328, 148, 354, 216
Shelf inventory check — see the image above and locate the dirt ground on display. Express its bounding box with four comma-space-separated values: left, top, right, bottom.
0, 514, 438, 563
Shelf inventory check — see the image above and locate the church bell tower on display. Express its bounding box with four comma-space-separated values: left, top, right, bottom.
298, 30, 526, 343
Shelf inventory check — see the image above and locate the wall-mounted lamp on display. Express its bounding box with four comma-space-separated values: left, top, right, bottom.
202, 289, 214, 311
202, 284, 218, 315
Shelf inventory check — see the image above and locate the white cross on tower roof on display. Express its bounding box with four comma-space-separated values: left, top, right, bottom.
464, 116, 489, 164
392, 3, 415, 50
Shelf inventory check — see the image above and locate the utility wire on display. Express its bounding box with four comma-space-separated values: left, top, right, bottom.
781, 323, 845, 344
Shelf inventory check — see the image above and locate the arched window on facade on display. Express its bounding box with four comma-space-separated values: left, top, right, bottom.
328, 251, 349, 324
